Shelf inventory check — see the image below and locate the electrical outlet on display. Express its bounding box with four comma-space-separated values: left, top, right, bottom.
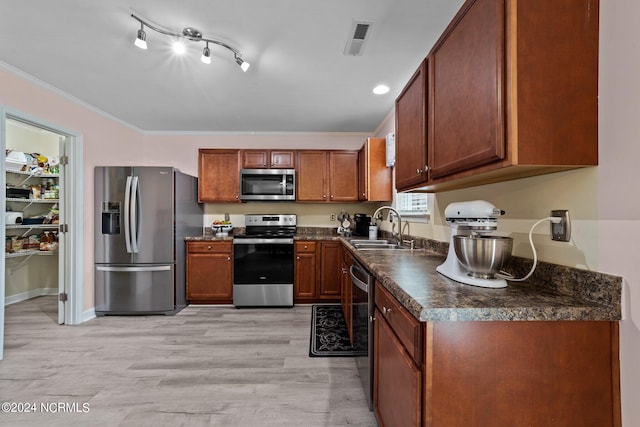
330, 213, 336, 222
550, 210, 571, 242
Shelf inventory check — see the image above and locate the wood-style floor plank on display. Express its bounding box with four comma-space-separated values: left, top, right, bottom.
0, 296, 377, 426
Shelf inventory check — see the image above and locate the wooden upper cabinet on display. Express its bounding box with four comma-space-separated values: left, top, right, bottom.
429, 0, 505, 179
395, 60, 428, 191
198, 149, 241, 202
270, 151, 296, 169
423, 0, 599, 191
297, 150, 358, 202
297, 151, 328, 201
242, 150, 296, 169
359, 138, 392, 202
328, 151, 359, 202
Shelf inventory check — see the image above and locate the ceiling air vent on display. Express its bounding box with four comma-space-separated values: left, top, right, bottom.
344, 20, 374, 56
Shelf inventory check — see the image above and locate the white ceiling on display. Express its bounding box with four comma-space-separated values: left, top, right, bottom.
0, 0, 464, 133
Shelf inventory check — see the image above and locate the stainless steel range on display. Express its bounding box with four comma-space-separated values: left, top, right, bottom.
232, 214, 296, 307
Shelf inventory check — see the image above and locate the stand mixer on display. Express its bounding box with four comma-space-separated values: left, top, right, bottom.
436, 200, 510, 289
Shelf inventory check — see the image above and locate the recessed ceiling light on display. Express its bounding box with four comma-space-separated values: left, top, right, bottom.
373, 84, 390, 95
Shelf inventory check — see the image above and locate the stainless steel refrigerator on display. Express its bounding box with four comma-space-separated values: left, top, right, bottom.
94, 166, 203, 315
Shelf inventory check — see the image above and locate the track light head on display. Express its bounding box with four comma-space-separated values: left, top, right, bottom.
201, 44, 211, 64
235, 55, 250, 72
135, 26, 147, 50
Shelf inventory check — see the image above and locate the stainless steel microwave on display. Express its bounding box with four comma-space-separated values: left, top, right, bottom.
240, 169, 296, 201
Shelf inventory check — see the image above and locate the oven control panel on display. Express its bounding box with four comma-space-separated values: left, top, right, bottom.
245, 214, 297, 227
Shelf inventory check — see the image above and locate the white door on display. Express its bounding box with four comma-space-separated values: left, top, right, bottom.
57, 136, 66, 324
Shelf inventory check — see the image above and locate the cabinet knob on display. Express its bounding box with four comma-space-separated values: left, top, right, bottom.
207, 245, 212, 250
235, 195, 239, 199
296, 256, 300, 260
416, 169, 421, 174
369, 315, 376, 323
304, 245, 308, 249
263, 162, 267, 166
323, 194, 327, 199
330, 194, 334, 199
227, 256, 230, 261
382, 306, 392, 314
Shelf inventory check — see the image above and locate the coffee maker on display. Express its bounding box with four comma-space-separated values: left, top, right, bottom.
353, 214, 371, 237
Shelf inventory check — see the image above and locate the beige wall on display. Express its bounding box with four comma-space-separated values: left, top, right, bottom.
1, 0, 638, 422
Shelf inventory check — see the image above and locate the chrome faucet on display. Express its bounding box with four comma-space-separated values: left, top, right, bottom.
372, 206, 403, 245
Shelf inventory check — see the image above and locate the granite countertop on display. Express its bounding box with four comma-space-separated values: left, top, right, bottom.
185, 228, 621, 323
342, 240, 621, 323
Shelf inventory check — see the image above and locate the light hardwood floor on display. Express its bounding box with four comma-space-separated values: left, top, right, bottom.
0, 296, 377, 427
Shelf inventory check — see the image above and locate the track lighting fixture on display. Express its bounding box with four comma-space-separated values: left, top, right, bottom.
131, 14, 250, 71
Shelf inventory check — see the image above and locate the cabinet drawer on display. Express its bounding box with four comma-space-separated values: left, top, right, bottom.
295, 241, 317, 253
187, 241, 232, 254
375, 282, 422, 364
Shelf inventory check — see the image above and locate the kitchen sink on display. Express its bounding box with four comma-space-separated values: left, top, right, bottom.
348, 239, 391, 245
352, 242, 411, 250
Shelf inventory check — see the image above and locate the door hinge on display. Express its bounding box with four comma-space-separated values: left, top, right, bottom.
59, 155, 69, 165
59, 224, 68, 233
59, 293, 68, 302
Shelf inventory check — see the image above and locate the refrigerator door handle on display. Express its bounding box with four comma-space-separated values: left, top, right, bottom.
130, 175, 140, 253
124, 175, 133, 253
96, 265, 172, 272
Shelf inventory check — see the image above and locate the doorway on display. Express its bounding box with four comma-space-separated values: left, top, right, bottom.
0, 107, 84, 360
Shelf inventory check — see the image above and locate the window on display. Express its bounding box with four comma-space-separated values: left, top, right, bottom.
394, 192, 431, 220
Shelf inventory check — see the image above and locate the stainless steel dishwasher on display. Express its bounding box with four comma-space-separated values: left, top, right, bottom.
350, 259, 375, 411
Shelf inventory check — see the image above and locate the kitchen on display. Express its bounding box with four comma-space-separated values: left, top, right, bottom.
0, 0, 639, 426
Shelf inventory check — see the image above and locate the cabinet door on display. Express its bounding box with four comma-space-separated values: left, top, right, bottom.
429, 0, 505, 179
294, 242, 317, 301
360, 138, 392, 202
341, 250, 353, 343
319, 242, 341, 299
358, 145, 367, 201
198, 149, 241, 202
374, 310, 422, 427
186, 243, 233, 303
297, 151, 328, 202
395, 61, 428, 191
242, 150, 269, 168
328, 151, 359, 202
270, 150, 296, 168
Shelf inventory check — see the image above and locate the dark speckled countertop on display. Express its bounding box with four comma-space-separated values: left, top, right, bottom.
342, 241, 621, 322
186, 228, 622, 323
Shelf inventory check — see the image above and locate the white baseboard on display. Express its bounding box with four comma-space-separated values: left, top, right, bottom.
4, 288, 57, 306
82, 308, 96, 323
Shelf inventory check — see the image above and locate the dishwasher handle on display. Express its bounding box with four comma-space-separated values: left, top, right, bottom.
350, 264, 370, 293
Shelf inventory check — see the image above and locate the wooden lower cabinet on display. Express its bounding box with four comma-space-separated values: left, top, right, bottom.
294, 241, 318, 303
373, 282, 621, 427
186, 241, 233, 304
319, 241, 341, 300
424, 321, 621, 427
341, 248, 354, 343
374, 307, 422, 427
295, 240, 342, 304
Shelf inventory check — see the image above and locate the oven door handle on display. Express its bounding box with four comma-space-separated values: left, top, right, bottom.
233, 238, 294, 245
350, 264, 370, 293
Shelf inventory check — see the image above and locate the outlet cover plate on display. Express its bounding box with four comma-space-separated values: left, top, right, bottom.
551, 210, 571, 242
